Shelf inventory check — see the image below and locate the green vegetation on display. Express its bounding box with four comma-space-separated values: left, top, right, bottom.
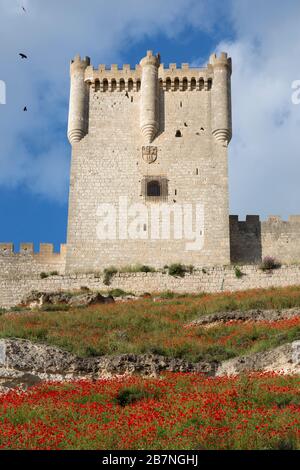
0, 286, 300, 362
115, 386, 160, 407
119, 264, 156, 273
103, 267, 118, 286
103, 265, 156, 285
40, 272, 49, 279
234, 266, 244, 279
167, 263, 194, 277
40, 271, 59, 279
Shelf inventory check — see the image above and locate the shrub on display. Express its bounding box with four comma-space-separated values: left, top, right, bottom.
139, 265, 155, 273
235, 266, 244, 279
260, 256, 281, 271
168, 263, 187, 277
108, 288, 130, 297
40, 272, 49, 279
120, 265, 156, 273
103, 267, 118, 286
115, 386, 159, 407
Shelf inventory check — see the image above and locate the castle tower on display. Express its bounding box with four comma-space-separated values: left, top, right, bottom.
67, 55, 90, 145
65, 51, 232, 273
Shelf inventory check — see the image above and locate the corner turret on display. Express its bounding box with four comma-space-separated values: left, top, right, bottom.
209, 52, 232, 146
67, 55, 90, 145
139, 51, 160, 143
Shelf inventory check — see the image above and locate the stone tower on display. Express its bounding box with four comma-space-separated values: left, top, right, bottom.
66, 51, 232, 273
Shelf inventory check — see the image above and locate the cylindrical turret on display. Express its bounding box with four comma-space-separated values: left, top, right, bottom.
209, 52, 232, 146
140, 51, 160, 144
67, 55, 90, 145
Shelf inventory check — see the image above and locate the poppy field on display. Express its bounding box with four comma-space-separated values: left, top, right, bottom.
0, 372, 299, 450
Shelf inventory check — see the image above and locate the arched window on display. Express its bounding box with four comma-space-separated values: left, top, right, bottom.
199, 78, 204, 91
120, 79, 125, 91
147, 180, 161, 197
207, 78, 213, 90
103, 79, 109, 92
136, 80, 141, 91
166, 77, 171, 91
128, 79, 134, 91
159, 78, 163, 88
142, 176, 168, 201
191, 78, 196, 91
182, 78, 188, 91
95, 79, 100, 92
174, 78, 180, 91
175, 130, 182, 138
111, 79, 117, 91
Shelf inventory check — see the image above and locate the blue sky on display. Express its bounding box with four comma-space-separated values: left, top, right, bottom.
0, 0, 299, 252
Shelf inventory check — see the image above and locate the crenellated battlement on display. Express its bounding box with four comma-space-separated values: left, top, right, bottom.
86, 73, 213, 93
230, 215, 300, 225
0, 243, 67, 256
0, 243, 67, 279
209, 52, 232, 72
70, 54, 90, 72
84, 51, 213, 93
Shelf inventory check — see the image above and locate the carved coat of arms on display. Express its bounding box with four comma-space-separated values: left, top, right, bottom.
142, 146, 157, 164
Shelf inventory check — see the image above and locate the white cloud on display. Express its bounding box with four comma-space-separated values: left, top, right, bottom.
220, 0, 300, 218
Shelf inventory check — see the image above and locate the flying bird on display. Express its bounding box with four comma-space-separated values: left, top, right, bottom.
22, 6, 26, 12
23, 106, 27, 111
19, 53, 28, 59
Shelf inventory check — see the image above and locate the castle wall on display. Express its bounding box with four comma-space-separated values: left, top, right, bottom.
66, 53, 231, 273
0, 244, 66, 279
230, 215, 300, 264
1, 265, 300, 308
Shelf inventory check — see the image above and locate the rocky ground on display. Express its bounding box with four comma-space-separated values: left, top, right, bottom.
187, 307, 300, 327
0, 335, 299, 393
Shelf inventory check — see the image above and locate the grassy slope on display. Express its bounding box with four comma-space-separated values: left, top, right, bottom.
0, 286, 300, 362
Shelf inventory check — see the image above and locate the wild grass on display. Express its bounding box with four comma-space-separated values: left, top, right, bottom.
0, 285, 300, 362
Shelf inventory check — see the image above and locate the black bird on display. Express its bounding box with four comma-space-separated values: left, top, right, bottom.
22, 6, 26, 12
19, 53, 28, 59
23, 106, 27, 111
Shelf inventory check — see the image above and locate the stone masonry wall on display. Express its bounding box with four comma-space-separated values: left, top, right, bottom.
230, 215, 300, 264
66, 54, 231, 273
1, 265, 300, 308
0, 244, 66, 279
